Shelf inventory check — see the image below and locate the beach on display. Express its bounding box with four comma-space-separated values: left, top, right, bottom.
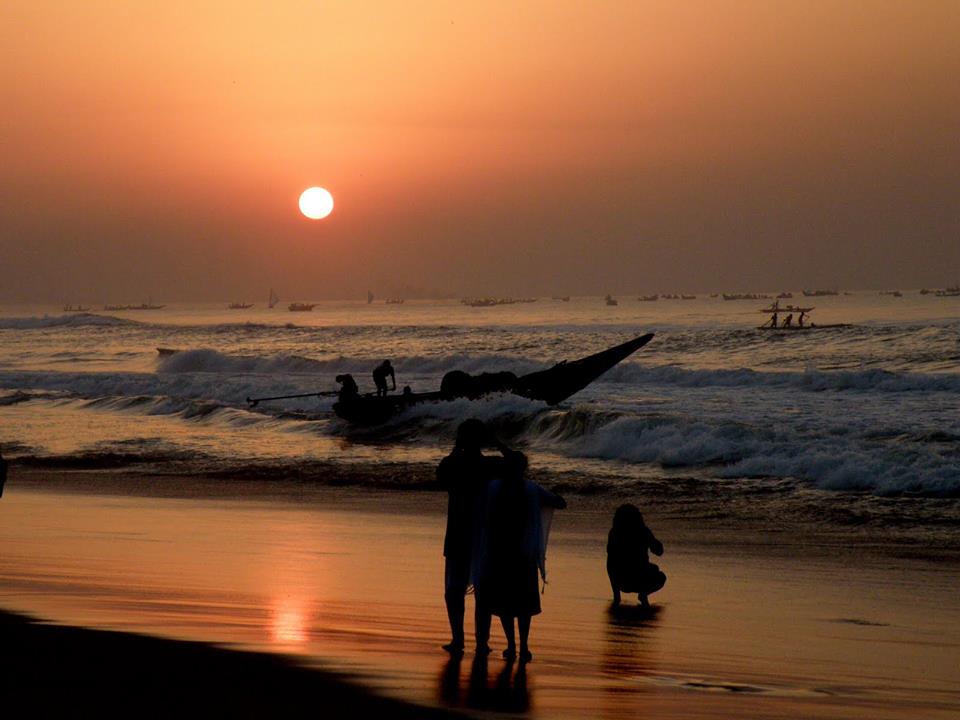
3, 468, 958, 719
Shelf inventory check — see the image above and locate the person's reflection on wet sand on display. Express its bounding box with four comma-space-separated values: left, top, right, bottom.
451, 653, 531, 714
437, 654, 462, 707
600, 604, 662, 716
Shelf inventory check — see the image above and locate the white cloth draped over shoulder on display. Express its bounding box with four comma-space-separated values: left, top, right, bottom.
471, 476, 560, 593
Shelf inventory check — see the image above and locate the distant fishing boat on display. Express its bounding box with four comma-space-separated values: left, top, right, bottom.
935, 284, 960, 297
62, 304, 90, 312
638, 294, 658, 302
604, 294, 618, 306
227, 302, 253, 309
367, 290, 374, 304
551, 296, 571, 302
268, 289, 279, 308
385, 298, 405, 304
802, 289, 839, 297
288, 302, 316, 312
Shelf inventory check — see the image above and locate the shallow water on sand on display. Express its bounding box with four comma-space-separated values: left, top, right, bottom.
2, 484, 958, 719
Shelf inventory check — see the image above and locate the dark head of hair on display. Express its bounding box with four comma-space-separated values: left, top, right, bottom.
612, 503, 644, 530
335, 374, 347, 383
383, 359, 393, 367
454, 418, 487, 452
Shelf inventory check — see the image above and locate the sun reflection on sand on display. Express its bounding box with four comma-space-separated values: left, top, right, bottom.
270, 597, 308, 645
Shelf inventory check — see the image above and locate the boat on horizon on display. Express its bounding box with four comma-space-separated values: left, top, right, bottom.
757, 301, 849, 331
268, 289, 279, 308
605, 294, 618, 306
227, 302, 254, 309
330, 332, 655, 424
802, 289, 839, 297
62, 304, 90, 312
288, 302, 316, 312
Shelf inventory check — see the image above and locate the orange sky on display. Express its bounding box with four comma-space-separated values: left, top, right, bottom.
2, 1, 958, 301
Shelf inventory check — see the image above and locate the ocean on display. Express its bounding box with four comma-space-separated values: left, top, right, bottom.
2, 293, 959, 556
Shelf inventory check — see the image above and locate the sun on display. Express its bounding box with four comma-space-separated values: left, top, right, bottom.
298, 187, 334, 220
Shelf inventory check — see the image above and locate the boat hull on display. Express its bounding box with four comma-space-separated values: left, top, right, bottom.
333, 332, 655, 424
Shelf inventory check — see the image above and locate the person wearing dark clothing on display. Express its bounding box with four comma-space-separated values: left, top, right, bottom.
606, 504, 666, 608
0, 450, 6, 498
481, 452, 565, 663
335, 373, 359, 403
372, 360, 396, 397
438, 420, 522, 655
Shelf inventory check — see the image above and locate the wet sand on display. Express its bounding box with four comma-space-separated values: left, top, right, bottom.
2, 469, 959, 719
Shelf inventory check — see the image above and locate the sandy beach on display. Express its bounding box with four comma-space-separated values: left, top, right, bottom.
2, 469, 958, 719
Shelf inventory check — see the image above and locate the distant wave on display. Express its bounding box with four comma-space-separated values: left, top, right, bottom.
157, 348, 543, 377
601, 364, 960, 393
0, 313, 138, 330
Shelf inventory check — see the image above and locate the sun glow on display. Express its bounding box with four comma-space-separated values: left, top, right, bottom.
298, 187, 334, 220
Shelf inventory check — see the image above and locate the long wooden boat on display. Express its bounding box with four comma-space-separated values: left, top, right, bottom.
333, 332, 655, 424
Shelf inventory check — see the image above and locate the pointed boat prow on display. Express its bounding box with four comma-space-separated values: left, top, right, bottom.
512, 332, 654, 405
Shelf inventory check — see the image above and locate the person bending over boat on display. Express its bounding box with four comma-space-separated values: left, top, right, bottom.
335, 373, 359, 403
606, 504, 665, 608
372, 360, 396, 397
782, 313, 794, 328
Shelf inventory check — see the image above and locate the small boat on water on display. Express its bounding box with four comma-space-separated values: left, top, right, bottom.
756, 302, 849, 331
62, 305, 90, 312
802, 289, 839, 297
288, 302, 316, 312
332, 332, 655, 424
935, 285, 960, 297
604, 294, 618, 306
638, 294, 658, 302
104, 303, 165, 311
268, 289, 280, 308
228, 302, 254, 309
385, 298, 405, 305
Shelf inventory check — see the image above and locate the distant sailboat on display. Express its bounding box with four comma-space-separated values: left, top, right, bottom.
228, 302, 253, 309
268, 288, 279, 309
367, 290, 374, 304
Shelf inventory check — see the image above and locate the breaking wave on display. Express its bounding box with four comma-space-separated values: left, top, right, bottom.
0, 313, 139, 330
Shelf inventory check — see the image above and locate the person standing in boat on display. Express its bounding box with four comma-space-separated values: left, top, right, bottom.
782, 313, 794, 328
798, 310, 807, 327
372, 360, 396, 397
0, 448, 7, 498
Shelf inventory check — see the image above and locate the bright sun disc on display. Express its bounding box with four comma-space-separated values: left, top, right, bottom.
298, 187, 334, 219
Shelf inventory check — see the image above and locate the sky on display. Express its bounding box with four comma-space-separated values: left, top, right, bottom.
2, 0, 959, 302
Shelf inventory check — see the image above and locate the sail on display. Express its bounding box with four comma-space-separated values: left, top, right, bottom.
268, 288, 279, 308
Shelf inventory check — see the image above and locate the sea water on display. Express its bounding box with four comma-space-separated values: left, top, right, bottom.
1, 293, 958, 552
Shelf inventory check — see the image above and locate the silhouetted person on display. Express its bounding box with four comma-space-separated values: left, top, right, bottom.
769, 312, 779, 328
373, 360, 396, 397
438, 419, 520, 655
798, 310, 807, 327
335, 373, 359, 403
606, 504, 665, 608
481, 452, 565, 663
0, 449, 6, 498
782, 313, 794, 328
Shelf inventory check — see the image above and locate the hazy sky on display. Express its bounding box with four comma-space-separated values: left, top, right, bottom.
2, 0, 958, 302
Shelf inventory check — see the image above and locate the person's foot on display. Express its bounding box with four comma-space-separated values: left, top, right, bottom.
502, 647, 516, 660
519, 648, 533, 663
442, 641, 464, 655
475, 643, 491, 656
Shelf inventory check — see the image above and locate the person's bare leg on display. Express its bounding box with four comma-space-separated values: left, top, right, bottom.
640, 593, 650, 609
475, 599, 491, 655
501, 616, 516, 659
609, 574, 621, 606
518, 615, 532, 663
444, 591, 465, 653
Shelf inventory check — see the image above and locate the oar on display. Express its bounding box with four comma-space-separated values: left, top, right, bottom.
247, 391, 339, 407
